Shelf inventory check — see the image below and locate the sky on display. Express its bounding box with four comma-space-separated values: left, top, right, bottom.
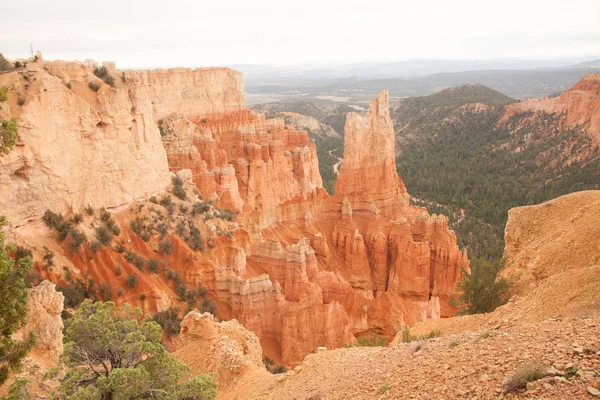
1, 0, 599, 68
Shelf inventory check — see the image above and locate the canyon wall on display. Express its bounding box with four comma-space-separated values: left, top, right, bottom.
4, 60, 468, 367
504, 73, 600, 142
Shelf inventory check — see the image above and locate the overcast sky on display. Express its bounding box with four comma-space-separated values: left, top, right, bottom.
1, 0, 599, 68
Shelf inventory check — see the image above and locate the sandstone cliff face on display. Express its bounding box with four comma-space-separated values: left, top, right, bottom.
503, 73, 600, 143
0, 61, 173, 226
503, 190, 600, 296
15, 280, 65, 364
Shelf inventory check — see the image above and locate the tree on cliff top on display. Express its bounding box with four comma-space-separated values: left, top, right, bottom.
56, 300, 217, 400
0, 216, 36, 386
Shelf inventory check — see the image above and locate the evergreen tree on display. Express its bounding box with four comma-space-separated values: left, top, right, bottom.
56, 300, 216, 399
0, 216, 35, 386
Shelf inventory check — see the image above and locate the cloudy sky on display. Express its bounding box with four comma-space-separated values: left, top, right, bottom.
1, 0, 599, 68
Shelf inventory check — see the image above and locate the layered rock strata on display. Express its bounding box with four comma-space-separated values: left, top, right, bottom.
4, 60, 468, 367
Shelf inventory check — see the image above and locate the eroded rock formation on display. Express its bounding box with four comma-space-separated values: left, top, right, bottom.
173, 311, 267, 391
3, 59, 468, 367
503, 73, 600, 143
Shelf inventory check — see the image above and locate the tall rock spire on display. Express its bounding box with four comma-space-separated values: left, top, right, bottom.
334, 90, 409, 218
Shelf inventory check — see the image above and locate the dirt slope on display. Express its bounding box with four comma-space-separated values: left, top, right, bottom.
231, 317, 599, 399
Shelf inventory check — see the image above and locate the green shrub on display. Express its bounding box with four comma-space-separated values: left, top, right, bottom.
401, 329, 440, 343
454, 257, 510, 315
16, 97, 25, 106
95, 226, 113, 246
200, 298, 217, 316
88, 82, 100, 92
147, 258, 159, 273
172, 176, 186, 200
93, 66, 115, 86
159, 238, 173, 254
356, 331, 387, 347
0, 118, 18, 155
68, 229, 87, 252
71, 213, 83, 224
503, 362, 547, 394
85, 205, 94, 216
153, 307, 182, 336
125, 274, 138, 288
0, 86, 8, 102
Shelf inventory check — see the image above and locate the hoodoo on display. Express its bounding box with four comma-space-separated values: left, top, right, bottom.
0, 60, 468, 367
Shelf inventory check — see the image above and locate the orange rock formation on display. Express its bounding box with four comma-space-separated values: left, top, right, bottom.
2, 60, 468, 366
503, 73, 600, 143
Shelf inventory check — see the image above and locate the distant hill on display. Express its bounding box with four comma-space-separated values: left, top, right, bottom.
392, 80, 600, 261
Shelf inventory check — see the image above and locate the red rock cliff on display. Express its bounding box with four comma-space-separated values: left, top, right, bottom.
6, 61, 468, 368
503, 73, 600, 143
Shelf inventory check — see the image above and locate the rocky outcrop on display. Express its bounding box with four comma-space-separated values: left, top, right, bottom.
503, 190, 600, 295
173, 311, 268, 392
21, 280, 65, 364
0, 61, 247, 227
503, 73, 600, 143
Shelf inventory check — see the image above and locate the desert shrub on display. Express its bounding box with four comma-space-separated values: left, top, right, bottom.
139, 293, 146, 301
16, 97, 25, 106
200, 298, 217, 316
156, 221, 169, 237
0, 86, 8, 102
98, 283, 113, 301
147, 258, 159, 273
114, 242, 125, 253
159, 195, 173, 208
68, 229, 87, 252
503, 362, 547, 394
88, 82, 100, 92
125, 274, 138, 288
120, 72, 126, 82
159, 238, 173, 254
94, 226, 113, 246
380, 382, 392, 394
124, 250, 145, 271
217, 209, 235, 221
186, 225, 203, 251
0, 118, 18, 155
153, 307, 182, 336
116, 288, 124, 297
271, 365, 287, 374
172, 176, 186, 200
84, 205, 94, 216
115, 264, 122, 277
90, 241, 101, 253
93, 66, 114, 86
71, 213, 83, 224
158, 119, 166, 136
192, 201, 211, 215
42, 246, 55, 269
65, 82, 72, 90
401, 329, 440, 343
356, 331, 387, 347
57, 278, 97, 309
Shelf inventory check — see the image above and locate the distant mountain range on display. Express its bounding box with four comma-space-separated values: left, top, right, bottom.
237, 57, 600, 102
